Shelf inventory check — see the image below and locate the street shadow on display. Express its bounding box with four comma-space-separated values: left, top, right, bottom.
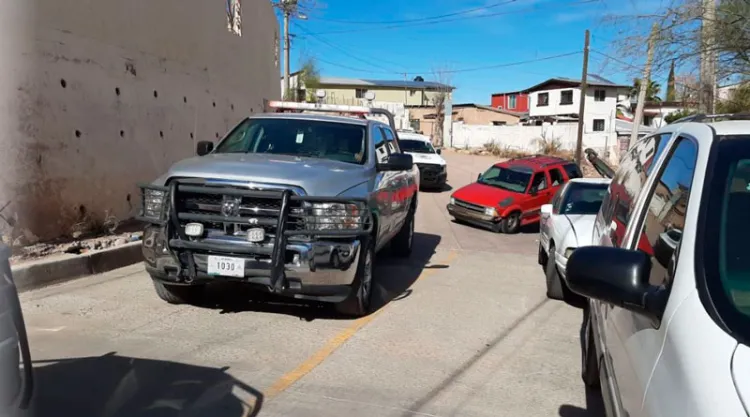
30, 352, 263, 417
520, 222, 540, 234
420, 183, 453, 193
558, 387, 606, 417
195, 232, 443, 320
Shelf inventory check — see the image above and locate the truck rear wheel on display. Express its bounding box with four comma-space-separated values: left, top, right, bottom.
335, 239, 375, 317
391, 209, 414, 258
151, 279, 205, 305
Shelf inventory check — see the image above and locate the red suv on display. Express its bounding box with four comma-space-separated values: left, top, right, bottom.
447, 155, 583, 233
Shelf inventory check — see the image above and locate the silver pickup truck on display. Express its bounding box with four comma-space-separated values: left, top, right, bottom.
137, 102, 420, 316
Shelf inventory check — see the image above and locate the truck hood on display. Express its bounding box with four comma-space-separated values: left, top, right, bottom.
406, 152, 446, 165
452, 182, 520, 207
155, 153, 372, 196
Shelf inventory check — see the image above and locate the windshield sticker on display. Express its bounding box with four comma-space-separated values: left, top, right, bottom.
295, 131, 304, 144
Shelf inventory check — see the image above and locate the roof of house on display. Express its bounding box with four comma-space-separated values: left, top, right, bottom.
317, 76, 454, 90
522, 74, 630, 93
490, 89, 526, 96
452, 103, 525, 117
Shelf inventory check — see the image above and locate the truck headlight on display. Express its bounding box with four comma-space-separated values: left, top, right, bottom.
450, 197, 456, 205
142, 188, 168, 220
440, 165, 447, 174
307, 202, 362, 230
564, 247, 577, 258
484, 207, 497, 217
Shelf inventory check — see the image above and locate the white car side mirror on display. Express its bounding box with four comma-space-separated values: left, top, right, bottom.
541, 204, 553, 215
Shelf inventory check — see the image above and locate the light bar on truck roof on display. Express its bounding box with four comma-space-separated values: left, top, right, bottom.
266, 100, 372, 115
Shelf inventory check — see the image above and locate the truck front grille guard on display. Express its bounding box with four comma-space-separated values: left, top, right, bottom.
136, 181, 373, 292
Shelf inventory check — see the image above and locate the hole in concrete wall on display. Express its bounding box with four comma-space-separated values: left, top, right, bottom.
190, 133, 194, 139
126, 193, 131, 203
183, 96, 187, 103
74, 130, 81, 138
215, 132, 219, 138
153, 90, 158, 98
36, 155, 42, 166
78, 205, 87, 218
250, 108, 254, 112
159, 131, 164, 138
115, 87, 121, 96
212, 101, 216, 107
231, 104, 235, 111
60, 79, 67, 88
119, 130, 124, 137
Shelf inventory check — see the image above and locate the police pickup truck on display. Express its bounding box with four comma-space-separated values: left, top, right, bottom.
137, 101, 420, 316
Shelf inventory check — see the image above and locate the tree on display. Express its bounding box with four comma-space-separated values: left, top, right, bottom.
284, 57, 320, 102
675, 74, 701, 103
666, 60, 677, 101
716, 82, 750, 113
664, 108, 698, 123
429, 68, 453, 148
413, 75, 424, 82
632, 78, 662, 101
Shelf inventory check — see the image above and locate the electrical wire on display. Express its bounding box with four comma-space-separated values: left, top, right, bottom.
297, 0, 519, 25
300, 0, 598, 35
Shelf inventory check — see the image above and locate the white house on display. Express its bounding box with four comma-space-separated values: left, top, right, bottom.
524, 75, 631, 135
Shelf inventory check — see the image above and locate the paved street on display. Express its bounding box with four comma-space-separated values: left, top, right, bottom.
20, 151, 604, 417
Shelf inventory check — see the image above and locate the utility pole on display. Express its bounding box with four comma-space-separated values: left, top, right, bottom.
630, 23, 658, 148
575, 29, 590, 167
283, 6, 290, 99
700, 0, 717, 113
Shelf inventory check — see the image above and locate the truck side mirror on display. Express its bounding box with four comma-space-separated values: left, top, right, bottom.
477, 174, 482, 181
436, 148, 442, 155
196, 141, 214, 156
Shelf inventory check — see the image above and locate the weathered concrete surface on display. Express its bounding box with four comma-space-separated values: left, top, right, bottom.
0, 0, 279, 241
12, 241, 142, 292
20, 152, 604, 417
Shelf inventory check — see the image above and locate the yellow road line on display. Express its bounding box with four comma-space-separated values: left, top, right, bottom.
264, 250, 460, 399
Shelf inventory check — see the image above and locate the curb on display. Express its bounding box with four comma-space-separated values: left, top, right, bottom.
11, 241, 143, 292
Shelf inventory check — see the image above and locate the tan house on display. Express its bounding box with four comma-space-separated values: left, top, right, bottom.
283, 75, 454, 106
406, 103, 523, 134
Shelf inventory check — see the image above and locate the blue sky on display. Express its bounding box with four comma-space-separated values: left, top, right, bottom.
283, 0, 665, 103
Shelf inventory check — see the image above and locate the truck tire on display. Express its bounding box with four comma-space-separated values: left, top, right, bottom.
391, 208, 414, 258
582, 309, 601, 388
545, 247, 565, 300
152, 279, 205, 305
336, 239, 375, 317
500, 212, 521, 234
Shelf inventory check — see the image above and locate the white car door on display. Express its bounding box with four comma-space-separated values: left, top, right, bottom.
540, 184, 567, 253
603, 133, 700, 417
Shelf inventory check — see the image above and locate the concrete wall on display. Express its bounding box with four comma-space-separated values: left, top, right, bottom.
451, 122, 618, 161
454, 107, 520, 125
0, 0, 280, 242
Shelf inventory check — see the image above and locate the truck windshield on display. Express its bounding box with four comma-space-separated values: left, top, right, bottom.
560, 183, 609, 215
399, 139, 435, 154
213, 118, 367, 165
478, 165, 532, 193
703, 136, 750, 343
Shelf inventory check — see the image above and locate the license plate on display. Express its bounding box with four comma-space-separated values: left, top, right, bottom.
207, 256, 245, 277
246, 227, 265, 243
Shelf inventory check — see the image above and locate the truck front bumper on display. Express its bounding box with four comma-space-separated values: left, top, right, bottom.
138, 181, 372, 303
446, 203, 500, 231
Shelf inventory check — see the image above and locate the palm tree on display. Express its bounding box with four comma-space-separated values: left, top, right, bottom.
632, 78, 662, 102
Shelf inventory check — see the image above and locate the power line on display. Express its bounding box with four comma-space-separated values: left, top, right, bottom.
292, 22, 404, 73
301, 0, 599, 35
311, 51, 583, 76
299, 0, 519, 25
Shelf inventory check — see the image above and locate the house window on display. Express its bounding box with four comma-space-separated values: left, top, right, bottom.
593, 119, 605, 132
560, 90, 574, 105
355, 88, 366, 99
410, 119, 421, 131
492, 121, 507, 126
537, 93, 549, 107
508, 94, 517, 109
594, 89, 606, 102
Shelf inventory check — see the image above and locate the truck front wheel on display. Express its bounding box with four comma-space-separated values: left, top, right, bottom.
335, 239, 375, 317
151, 279, 205, 305
391, 208, 415, 258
